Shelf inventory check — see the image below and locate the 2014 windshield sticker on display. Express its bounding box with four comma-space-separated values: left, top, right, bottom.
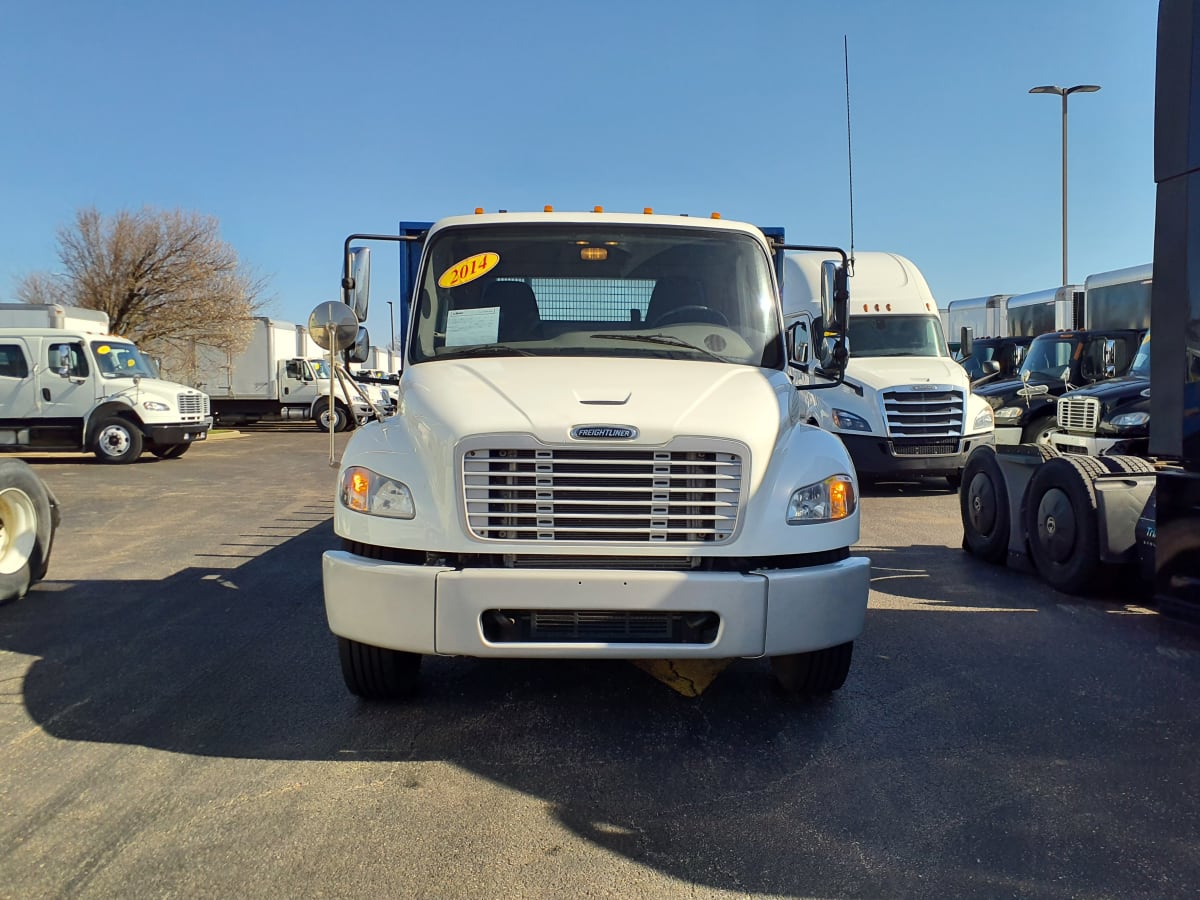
438, 252, 500, 288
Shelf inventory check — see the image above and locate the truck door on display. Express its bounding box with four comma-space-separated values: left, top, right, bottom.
40, 340, 96, 431
0, 339, 37, 421
279, 358, 318, 405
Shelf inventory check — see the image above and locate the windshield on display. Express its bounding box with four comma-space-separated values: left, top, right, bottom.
1129, 334, 1150, 377
309, 358, 331, 379
410, 223, 783, 367
1019, 337, 1076, 381
846, 314, 948, 358
90, 341, 158, 379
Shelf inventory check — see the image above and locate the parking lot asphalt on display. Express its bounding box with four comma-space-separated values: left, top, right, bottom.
2, 428, 1199, 899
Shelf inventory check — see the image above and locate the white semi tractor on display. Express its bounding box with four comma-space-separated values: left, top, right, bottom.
783, 251, 996, 488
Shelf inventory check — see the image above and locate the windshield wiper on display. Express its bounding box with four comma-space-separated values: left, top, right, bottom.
435, 345, 536, 360
589, 332, 728, 362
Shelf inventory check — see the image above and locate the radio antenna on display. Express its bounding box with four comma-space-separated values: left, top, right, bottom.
844, 35, 856, 275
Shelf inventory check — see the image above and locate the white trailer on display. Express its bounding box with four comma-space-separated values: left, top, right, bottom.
1083, 263, 1152, 330
783, 251, 996, 487
1006, 285, 1084, 336
945, 294, 1012, 343
0, 305, 211, 462
188, 316, 376, 432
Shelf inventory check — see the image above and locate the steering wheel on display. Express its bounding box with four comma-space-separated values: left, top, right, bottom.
649, 305, 729, 328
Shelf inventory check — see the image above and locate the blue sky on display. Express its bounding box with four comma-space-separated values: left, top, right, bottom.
1, 1, 1157, 347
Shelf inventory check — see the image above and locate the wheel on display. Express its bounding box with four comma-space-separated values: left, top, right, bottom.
337, 637, 422, 699
150, 443, 191, 460
648, 305, 730, 328
1096, 455, 1155, 475
770, 641, 853, 694
959, 448, 1009, 563
1023, 455, 1109, 594
314, 402, 350, 433
0, 460, 56, 604
1021, 414, 1060, 448
92, 417, 144, 463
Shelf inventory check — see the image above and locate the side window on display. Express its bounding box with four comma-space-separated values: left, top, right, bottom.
0, 343, 30, 378
285, 359, 305, 380
47, 342, 89, 378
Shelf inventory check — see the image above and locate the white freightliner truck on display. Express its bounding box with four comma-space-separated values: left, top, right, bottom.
320, 210, 871, 698
0, 303, 211, 462
186, 316, 378, 431
782, 251, 996, 488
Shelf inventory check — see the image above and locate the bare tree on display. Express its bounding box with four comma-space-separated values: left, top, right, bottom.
16, 207, 270, 384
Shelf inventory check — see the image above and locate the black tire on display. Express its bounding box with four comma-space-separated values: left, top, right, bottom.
770, 641, 853, 694
960, 447, 1009, 563
337, 637, 422, 699
314, 401, 349, 433
0, 460, 55, 605
1021, 414, 1060, 448
1023, 455, 1109, 594
150, 443, 191, 460
1096, 455, 1155, 475
92, 416, 143, 464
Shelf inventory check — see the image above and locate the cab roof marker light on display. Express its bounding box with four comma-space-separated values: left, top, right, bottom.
711, 212, 721, 219
594, 205, 604, 213
644, 207, 653, 214
544, 205, 554, 212
474, 207, 484, 215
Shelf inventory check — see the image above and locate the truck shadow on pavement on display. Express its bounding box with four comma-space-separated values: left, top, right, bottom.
4, 522, 1200, 897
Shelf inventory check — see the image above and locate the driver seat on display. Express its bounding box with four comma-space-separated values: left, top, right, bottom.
646, 276, 705, 327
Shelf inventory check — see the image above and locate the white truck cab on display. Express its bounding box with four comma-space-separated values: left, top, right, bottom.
321, 210, 871, 698
783, 251, 995, 487
0, 306, 211, 462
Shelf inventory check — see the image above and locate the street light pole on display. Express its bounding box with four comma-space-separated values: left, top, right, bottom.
1029, 84, 1101, 286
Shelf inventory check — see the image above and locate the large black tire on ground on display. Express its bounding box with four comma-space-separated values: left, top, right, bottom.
1096, 455, 1155, 475
338, 637, 422, 699
770, 641, 853, 695
150, 443, 191, 460
314, 400, 350, 434
1023, 455, 1109, 594
0, 460, 56, 604
92, 416, 144, 463
960, 447, 1010, 563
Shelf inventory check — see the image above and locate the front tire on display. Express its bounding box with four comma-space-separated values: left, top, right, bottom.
960, 448, 1009, 563
0, 460, 56, 604
770, 642, 853, 694
338, 637, 422, 699
314, 401, 350, 433
1022, 414, 1060, 448
92, 417, 143, 463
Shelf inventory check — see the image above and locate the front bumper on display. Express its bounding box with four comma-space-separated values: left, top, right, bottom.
839, 432, 995, 478
1050, 432, 1148, 457
322, 551, 871, 658
993, 424, 1023, 446
144, 418, 212, 446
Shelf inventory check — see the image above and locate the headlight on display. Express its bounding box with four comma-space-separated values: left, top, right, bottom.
972, 406, 994, 430
787, 474, 856, 524
994, 407, 1023, 421
142, 401, 170, 411
1110, 411, 1150, 428
831, 408, 871, 432
340, 466, 415, 518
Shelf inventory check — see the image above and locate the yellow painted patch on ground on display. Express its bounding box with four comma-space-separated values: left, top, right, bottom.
632, 658, 733, 697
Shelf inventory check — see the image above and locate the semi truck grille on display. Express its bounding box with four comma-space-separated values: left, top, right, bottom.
177, 393, 210, 417
463, 447, 743, 543
482, 609, 720, 644
882, 387, 965, 437
891, 438, 961, 457
1058, 397, 1100, 432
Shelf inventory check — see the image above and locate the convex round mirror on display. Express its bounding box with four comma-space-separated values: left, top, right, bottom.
307, 301, 359, 351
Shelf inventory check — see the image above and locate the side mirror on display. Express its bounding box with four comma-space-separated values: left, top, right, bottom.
342, 247, 371, 323
348, 326, 371, 365
1103, 339, 1118, 378
786, 320, 810, 366
818, 261, 849, 379
982, 360, 1000, 375
960, 326, 974, 359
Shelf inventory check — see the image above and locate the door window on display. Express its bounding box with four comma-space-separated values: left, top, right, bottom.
0, 343, 29, 378
47, 342, 89, 377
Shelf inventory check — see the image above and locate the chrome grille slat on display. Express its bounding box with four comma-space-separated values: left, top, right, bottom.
882, 387, 965, 438
1058, 397, 1100, 432
463, 446, 743, 543
177, 393, 210, 417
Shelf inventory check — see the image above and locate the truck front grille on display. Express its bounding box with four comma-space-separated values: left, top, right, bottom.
463, 446, 743, 543
1058, 397, 1100, 432
891, 438, 961, 457
882, 387, 965, 437
177, 393, 210, 417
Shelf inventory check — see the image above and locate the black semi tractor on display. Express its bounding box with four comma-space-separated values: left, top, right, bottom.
959, 0, 1200, 616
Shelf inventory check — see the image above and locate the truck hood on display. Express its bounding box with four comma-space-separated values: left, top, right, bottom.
396, 357, 794, 448
1061, 374, 1150, 406
846, 356, 969, 390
